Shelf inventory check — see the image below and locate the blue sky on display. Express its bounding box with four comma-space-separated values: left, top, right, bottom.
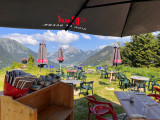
0, 27, 131, 53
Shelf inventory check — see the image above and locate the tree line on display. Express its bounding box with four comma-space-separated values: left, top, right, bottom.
121, 33, 160, 67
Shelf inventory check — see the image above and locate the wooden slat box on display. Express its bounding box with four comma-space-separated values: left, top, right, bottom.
0, 82, 74, 120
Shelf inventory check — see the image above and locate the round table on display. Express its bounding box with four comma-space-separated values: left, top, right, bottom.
108, 71, 118, 80
67, 70, 77, 79
61, 80, 82, 85
61, 80, 82, 95
105, 71, 117, 90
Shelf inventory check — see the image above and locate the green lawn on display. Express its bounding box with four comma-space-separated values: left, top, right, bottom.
0, 66, 157, 120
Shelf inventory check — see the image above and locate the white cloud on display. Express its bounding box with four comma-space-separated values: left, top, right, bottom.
59, 45, 70, 49
96, 45, 107, 49
42, 30, 79, 44
107, 36, 119, 40
95, 35, 106, 39
121, 36, 130, 40
95, 35, 130, 40
52, 46, 56, 49
81, 33, 91, 39
95, 35, 118, 40
1, 30, 79, 45
1, 33, 38, 45
95, 35, 131, 43
107, 36, 130, 40
153, 31, 160, 35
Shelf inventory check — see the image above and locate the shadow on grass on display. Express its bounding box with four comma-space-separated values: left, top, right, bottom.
99, 81, 108, 85
74, 94, 124, 120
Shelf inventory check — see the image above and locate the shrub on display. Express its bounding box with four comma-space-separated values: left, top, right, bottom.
11, 62, 23, 69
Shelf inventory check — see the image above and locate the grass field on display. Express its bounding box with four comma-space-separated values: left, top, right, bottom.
0, 65, 158, 120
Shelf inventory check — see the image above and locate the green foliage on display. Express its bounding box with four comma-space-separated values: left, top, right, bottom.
112, 65, 160, 77
28, 54, 34, 63
27, 54, 35, 69
154, 34, 160, 67
121, 33, 158, 67
11, 61, 23, 69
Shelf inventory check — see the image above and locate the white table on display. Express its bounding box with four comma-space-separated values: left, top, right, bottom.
108, 71, 118, 80
61, 80, 82, 85
130, 76, 149, 92
130, 76, 149, 82
61, 80, 82, 95
105, 71, 117, 90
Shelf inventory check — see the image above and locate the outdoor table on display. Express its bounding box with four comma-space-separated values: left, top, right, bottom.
66, 70, 77, 73
130, 76, 149, 82
67, 70, 77, 79
61, 80, 81, 85
56, 70, 61, 75
105, 71, 117, 90
114, 91, 160, 120
61, 80, 81, 95
130, 76, 149, 91
108, 71, 117, 80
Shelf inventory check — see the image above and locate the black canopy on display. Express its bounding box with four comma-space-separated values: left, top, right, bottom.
0, 0, 160, 36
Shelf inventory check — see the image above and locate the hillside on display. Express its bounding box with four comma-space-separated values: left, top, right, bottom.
0, 38, 37, 62
83, 46, 113, 66
0, 45, 14, 68
48, 47, 97, 65
0, 38, 58, 68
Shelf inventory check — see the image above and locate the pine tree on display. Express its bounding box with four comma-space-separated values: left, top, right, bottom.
154, 34, 160, 67
122, 33, 156, 67
27, 54, 35, 67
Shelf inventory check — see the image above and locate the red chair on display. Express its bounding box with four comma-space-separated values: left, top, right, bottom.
148, 86, 160, 103
86, 95, 113, 120
91, 105, 118, 120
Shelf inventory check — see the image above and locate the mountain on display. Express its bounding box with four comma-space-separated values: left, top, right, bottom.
83, 46, 113, 66
109, 41, 126, 47
48, 47, 97, 65
0, 44, 14, 68
0, 38, 58, 68
0, 38, 37, 63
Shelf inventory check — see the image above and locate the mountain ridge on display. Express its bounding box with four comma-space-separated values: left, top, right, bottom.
83, 46, 113, 66
48, 46, 98, 65
0, 38, 58, 68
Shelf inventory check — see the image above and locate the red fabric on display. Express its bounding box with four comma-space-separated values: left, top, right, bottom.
37, 59, 48, 63
114, 59, 122, 63
57, 57, 64, 62
58, 58, 64, 60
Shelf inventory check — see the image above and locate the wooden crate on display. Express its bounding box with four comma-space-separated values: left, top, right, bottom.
0, 82, 74, 120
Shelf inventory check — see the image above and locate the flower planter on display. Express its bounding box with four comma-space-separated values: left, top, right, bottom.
22, 59, 27, 64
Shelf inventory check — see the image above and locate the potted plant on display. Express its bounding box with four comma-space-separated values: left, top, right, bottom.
22, 58, 28, 64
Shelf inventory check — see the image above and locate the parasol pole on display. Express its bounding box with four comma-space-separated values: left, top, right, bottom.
109, 65, 113, 88
60, 63, 61, 72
